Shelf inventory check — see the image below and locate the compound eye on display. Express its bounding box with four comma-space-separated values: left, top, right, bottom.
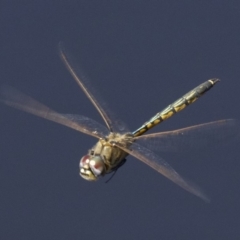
79, 155, 90, 168
89, 156, 105, 176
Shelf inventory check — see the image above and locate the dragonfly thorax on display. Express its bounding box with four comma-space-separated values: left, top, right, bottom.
79, 154, 106, 181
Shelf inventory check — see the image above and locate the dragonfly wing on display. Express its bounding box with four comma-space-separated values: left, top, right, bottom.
0, 85, 109, 139
114, 141, 209, 202
59, 43, 129, 133
61, 114, 109, 138
135, 119, 239, 152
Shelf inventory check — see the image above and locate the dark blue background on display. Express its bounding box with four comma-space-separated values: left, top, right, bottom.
1, 1, 240, 239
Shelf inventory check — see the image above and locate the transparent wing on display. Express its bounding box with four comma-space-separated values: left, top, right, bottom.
114, 141, 209, 202
0, 85, 109, 139
59, 43, 128, 133
134, 119, 239, 152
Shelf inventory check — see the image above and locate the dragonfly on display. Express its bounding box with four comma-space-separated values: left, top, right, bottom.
1, 45, 237, 202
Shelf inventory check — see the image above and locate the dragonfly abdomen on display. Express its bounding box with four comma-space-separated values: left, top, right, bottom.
133, 79, 220, 137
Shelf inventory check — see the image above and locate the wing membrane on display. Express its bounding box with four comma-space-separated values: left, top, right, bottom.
135, 119, 239, 152
59, 43, 128, 133
0, 86, 108, 139
115, 141, 209, 201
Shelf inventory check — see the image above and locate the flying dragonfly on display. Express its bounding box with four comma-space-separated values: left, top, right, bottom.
1, 46, 237, 202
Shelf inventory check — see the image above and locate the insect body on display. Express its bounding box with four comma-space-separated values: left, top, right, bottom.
79, 79, 219, 184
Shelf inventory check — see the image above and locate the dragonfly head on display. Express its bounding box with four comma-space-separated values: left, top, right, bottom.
79, 154, 105, 181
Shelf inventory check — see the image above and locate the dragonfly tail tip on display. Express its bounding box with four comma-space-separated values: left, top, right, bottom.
210, 78, 221, 84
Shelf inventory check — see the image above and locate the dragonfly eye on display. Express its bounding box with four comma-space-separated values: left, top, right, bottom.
89, 156, 105, 176
79, 155, 105, 181
79, 154, 90, 168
